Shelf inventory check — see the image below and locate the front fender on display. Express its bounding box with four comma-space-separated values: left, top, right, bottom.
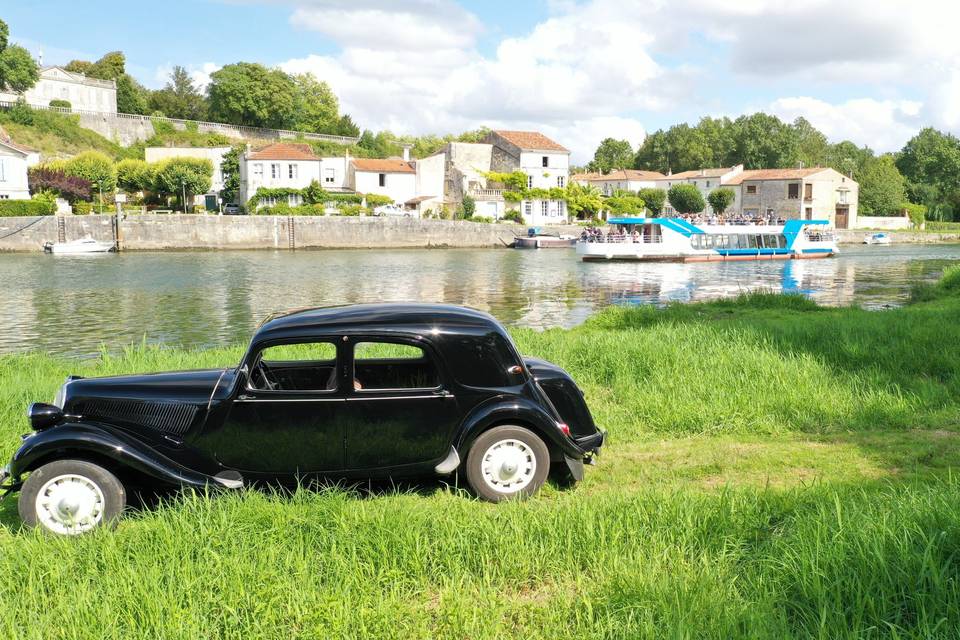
455, 396, 584, 459
9, 422, 213, 489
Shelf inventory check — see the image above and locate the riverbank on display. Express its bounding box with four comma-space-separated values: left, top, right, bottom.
1, 266, 958, 638
0, 214, 957, 252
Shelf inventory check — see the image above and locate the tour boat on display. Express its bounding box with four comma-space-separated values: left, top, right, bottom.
43, 238, 116, 254
514, 228, 577, 249
576, 217, 838, 262
863, 232, 892, 245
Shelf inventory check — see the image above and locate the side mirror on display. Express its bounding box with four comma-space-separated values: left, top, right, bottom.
28, 403, 64, 431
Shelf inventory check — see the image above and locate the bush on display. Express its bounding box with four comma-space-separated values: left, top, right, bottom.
364, 193, 392, 208
0, 199, 55, 216
65, 151, 117, 193
72, 201, 93, 215
48, 99, 71, 110
461, 195, 476, 219
502, 209, 523, 223
468, 215, 494, 224
667, 183, 706, 214
337, 204, 364, 217
9, 98, 33, 125
28, 166, 91, 202
901, 202, 926, 228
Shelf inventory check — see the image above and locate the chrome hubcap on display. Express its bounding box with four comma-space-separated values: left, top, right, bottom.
481, 438, 536, 493
35, 474, 105, 535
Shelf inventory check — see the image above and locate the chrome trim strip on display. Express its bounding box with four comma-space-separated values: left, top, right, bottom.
233, 397, 346, 403
346, 395, 452, 401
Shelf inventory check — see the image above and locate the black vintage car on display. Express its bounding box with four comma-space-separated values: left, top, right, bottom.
1, 303, 604, 535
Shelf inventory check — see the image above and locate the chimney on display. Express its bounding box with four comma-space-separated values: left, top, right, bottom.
700, 168, 705, 177
402, 144, 412, 162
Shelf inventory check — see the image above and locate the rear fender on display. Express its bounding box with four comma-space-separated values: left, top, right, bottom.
455, 397, 583, 460
9, 422, 213, 489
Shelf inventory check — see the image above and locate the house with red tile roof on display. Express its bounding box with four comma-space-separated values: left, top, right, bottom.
0, 126, 40, 201
348, 157, 417, 207
239, 142, 354, 207
571, 169, 666, 196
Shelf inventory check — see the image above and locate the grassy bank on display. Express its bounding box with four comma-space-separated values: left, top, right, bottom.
0, 267, 959, 638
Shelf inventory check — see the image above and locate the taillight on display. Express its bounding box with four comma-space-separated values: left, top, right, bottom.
557, 422, 570, 436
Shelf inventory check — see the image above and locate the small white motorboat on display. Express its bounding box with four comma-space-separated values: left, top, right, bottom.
863, 232, 892, 245
43, 238, 116, 254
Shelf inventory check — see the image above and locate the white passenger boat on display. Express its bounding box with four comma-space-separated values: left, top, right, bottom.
576, 217, 838, 262
43, 238, 116, 254
863, 232, 892, 245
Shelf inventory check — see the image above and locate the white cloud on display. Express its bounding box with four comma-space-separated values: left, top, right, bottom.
769, 96, 922, 152
271, 0, 960, 160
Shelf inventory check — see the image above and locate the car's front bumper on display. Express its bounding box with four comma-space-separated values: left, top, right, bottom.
0, 464, 19, 497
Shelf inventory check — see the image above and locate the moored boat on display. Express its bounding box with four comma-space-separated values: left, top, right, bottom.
43, 238, 116, 254
863, 232, 892, 245
514, 227, 576, 249
576, 217, 838, 262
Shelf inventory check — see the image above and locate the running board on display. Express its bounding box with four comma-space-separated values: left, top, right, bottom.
434, 447, 461, 475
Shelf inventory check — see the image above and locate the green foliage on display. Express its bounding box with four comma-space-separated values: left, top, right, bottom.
460, 194, 476, 219
604, 193, 645, 216
336, 203, 364, 216
148, 66, 207, 121
896, 127, 960, 221
116, 159, 154, 193
706, 187, 736, 216
484, 170, 528, 192
65, 151, 117, 193
900, 202, 926, 227
467, 215, 494, 223
72, 201, 93, 215
7, 97, 32, 124
364, 193, 393, 208
0, 198, 55, 216
0, 108, 126, 159
859, 155, 906, 215
587, 138, 635, 173
290, 73, 341, 134
85, 51, 126, 80
564, 182, 603, 219
152, 157, 213, 208
667, 183, 705, 214
48, 99, 71, 110
0, 43, 40, 93
116, 74, 149, 114
208, 62, 297, 129
502, 209, 523, 223
638, 187, 666, 215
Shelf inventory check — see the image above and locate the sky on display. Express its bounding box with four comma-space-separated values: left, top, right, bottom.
6, 0, 960, 163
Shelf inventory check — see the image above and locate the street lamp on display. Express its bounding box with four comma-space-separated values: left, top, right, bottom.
92, 180, 103, 214
181, 180, 187, 214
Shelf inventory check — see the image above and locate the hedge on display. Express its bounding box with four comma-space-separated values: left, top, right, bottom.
0, 199, 56, 217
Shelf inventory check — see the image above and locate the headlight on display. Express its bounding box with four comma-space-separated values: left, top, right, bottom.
28, 403, 64, 431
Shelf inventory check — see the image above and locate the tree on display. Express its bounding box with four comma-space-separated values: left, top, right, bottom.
588, 138, 634, 174
27, 166, 91, 202
605, 192, 646, 216
707, 188, 736, 216
64, 60, 93, 75
793, 117, 829, 168
460, 194, 476, 219
86, 51, 126, 81
564, 182, 603, 219
638, 187, 666, 216
220, 145, 243, 204
729, 113, 799, 169
116, 74, 149, 114
858, 155, 906, 215
153, 157, 213, 210
64, 151, 117, 194
0, 19, 39, 93
291, 73, 340, 134
667, 183, 705, 214
149, 66, 207, 120
207, 62, 297, 129
333, 114, 360, 137
116, 159, 154, 193
896, 128, 960, 221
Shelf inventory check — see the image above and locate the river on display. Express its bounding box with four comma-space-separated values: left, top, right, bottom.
1, 244, 958, 357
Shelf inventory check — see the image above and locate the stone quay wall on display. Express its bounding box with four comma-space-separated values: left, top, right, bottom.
0, 215, 955, 252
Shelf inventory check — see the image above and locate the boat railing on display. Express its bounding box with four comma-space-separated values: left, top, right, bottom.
806, 232, 836, 242
579, 234, 663, 244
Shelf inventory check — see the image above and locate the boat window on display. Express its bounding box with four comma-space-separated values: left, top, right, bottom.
353, 342, 439, 391
747, 235, 760, 249
252, 341, 338, 392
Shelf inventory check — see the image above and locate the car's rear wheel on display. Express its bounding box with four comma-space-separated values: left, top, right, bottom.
465, 425, 550, 502
19, 460, 126, 535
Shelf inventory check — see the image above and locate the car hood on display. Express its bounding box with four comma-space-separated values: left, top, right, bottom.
60, 368, 235, 407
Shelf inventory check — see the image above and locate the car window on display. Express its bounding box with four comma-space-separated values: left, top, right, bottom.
353, 341, 439, 390
251, 341, 338, 392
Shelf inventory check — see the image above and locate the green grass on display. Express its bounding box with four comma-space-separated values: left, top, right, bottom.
0, 109, 130, 160
1, 266, 959, 638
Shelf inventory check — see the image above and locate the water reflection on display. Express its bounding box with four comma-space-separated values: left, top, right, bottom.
0, 244, 957, 357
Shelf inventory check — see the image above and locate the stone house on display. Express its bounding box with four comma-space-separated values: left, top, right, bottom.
0, 66, 117, 113
0, 127, 40, 200
656, 165, 745, 216
485, 130, 570, 225
726, 168, 858, 228
571, 169, 666, 196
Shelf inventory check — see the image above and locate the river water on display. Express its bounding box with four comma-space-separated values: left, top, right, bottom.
1, 244, 958, 357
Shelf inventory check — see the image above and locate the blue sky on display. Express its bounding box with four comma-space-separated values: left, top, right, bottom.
7, 1, 955, 162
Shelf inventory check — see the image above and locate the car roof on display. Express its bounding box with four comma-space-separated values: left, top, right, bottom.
254, 302, 502, 341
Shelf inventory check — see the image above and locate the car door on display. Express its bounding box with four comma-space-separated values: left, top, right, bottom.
342, 337, 460, 471
211, 339, 348, 475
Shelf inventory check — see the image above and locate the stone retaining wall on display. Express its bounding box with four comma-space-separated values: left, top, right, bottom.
0, 215, 955, 252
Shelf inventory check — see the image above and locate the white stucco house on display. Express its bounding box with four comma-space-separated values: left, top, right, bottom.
572, 169, 666, 196
0, 127, 40, 200
238, 143, 323, 206
486, 130, 570, 225
349, 158, 417, 208
0, 66, 117, 113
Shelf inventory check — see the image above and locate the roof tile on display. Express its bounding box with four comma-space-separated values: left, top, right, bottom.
247, 143, 318, 161
351, 158, 415, 173
493, 130, 569, 153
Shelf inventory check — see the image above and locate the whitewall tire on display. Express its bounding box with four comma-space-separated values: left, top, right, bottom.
465, 425, 550, 502
19, 460, 126, 535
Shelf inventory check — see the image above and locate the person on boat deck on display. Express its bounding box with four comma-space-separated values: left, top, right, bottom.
631, 228, 640, 243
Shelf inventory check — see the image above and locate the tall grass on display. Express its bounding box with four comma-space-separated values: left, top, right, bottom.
0, 266, 958, 638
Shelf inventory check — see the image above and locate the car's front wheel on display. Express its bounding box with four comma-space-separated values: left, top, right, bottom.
19, 459, 126, 535
464, 425, 550, 502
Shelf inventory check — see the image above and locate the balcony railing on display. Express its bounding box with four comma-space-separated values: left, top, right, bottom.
469, 187, 505, 199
